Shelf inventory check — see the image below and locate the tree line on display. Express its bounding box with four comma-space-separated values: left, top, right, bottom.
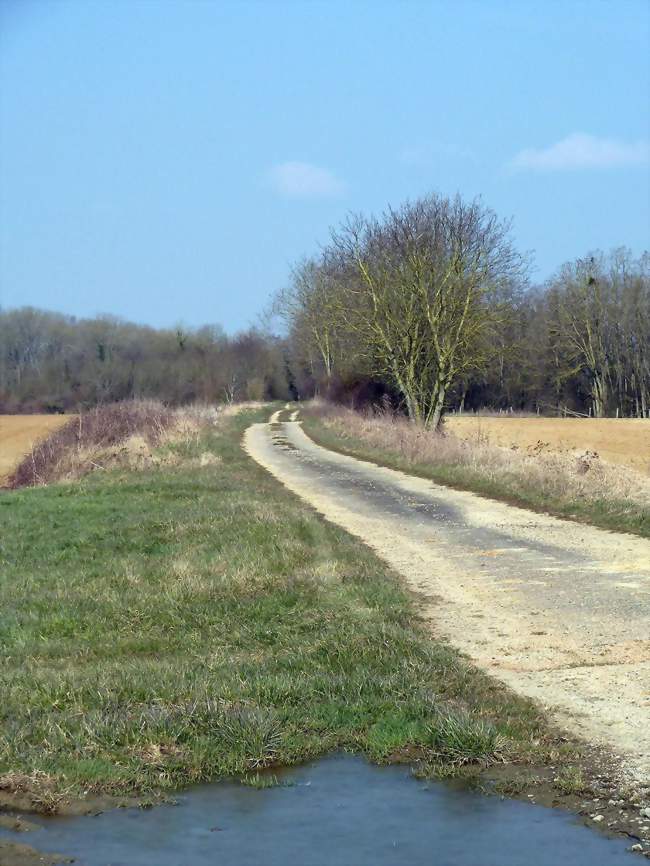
277, 192, 649, 426
0, 308, 289, 413
2, 191, 648, 422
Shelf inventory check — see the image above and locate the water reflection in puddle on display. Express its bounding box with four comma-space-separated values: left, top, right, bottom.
0, 755, 635, 865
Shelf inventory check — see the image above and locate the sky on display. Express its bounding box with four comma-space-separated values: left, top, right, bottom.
1, 0, 649, 332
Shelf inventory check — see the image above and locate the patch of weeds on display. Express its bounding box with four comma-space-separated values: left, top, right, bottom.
412, 761, 483, 784
489, 774, 542, 798
554, 765, 589, 796
240, 773, 285, 789
424, 710, 507, 767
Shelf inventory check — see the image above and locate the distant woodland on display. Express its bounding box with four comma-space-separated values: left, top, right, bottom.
2, 192, 648, 422
0, 313, 290, 413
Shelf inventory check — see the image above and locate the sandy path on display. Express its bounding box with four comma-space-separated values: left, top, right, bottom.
244, 412, 650, 789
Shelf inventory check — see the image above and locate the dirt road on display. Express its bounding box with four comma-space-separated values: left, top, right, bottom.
245, 409, 650, 789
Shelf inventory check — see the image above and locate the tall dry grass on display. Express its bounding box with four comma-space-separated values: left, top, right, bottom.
306, 402, 650, 527
7, 400, 224, 489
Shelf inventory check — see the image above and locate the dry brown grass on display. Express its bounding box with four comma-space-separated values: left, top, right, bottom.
5, 401, 228, 488
1, 402, 267, 489
305, 402, 650, 532
219, 400, 269, 417
0, 771, 71, 814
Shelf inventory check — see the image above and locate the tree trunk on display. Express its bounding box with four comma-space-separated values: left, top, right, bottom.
592, 375, 608, 417
426, 380, 448, 431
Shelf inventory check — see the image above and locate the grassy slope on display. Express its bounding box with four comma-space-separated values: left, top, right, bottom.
0, 408, 564, 808
301, 410, 649, 539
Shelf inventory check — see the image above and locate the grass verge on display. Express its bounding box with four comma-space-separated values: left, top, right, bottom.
0, 406, 572, 813
301, 403, 650, 538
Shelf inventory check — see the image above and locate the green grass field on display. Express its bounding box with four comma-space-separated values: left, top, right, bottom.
0, 408, 564, 811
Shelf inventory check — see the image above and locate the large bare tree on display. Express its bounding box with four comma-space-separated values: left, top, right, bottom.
328, 194, 525, 428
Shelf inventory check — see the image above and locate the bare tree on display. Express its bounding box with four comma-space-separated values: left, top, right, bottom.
273, 258, 349, 392
0, 309, 290, 411
328, 194, 525, 428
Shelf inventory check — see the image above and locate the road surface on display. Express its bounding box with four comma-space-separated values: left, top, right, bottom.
245, 409, 650, 789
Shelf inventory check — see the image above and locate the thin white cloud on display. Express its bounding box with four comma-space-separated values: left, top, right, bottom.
510, 133, 649, 171
268, 161, 345, 198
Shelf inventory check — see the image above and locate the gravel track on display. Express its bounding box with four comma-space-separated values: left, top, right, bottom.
245, 410, 650, 789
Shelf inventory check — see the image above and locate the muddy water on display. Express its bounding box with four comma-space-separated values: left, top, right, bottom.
0, 756, 636, 865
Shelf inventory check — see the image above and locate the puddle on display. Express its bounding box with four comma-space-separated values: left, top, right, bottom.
0, 755, 635, 865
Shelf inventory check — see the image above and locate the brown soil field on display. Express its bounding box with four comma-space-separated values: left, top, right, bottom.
0, 415, 73, 483
444, 416, 650, 475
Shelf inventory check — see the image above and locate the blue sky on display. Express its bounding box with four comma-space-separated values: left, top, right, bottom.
1, 0, 649, 332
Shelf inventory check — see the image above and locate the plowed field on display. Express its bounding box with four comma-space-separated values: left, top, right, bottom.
444, 416, 650, 474
0, 415, 72, 483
